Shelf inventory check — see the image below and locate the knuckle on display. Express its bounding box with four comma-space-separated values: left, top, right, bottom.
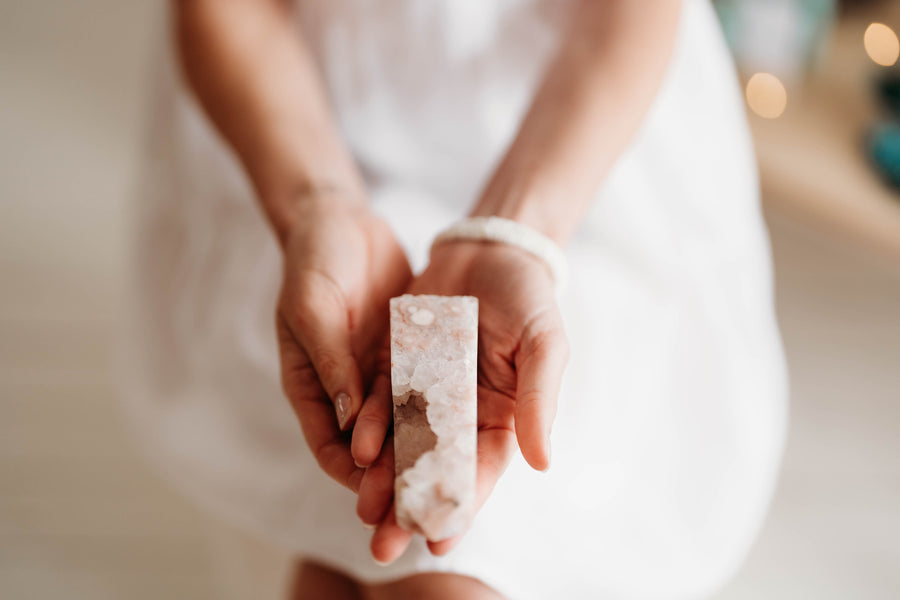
313, 439, 342, 473
517, 388, 544, 410
538, 325, 569, 364
529, 328, 559, 359
356, 410, 390, 431
279, 362, 321, 404
313, 349, 343, 383
290, 298, 318, 329
303, 269, 348, 311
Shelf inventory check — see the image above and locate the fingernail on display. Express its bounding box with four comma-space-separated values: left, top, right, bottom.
362, 522, 375, 530
335, 392, 352, 430
373, 557, 391, 566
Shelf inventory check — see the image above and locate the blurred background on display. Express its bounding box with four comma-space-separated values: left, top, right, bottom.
1, 1, 898, 598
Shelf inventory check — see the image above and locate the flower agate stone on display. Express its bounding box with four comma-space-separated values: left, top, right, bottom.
390, 294, 478, 541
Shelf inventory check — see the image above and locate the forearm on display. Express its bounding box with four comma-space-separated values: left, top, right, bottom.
472, 0, 683, 244
175, 0, 364, 244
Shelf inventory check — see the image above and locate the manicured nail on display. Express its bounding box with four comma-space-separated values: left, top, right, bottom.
335, 392, 352, 430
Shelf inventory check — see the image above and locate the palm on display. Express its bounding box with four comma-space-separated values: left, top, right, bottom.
424, 243, 554, 447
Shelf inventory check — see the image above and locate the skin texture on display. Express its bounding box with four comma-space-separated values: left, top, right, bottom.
174, 0, 684, 596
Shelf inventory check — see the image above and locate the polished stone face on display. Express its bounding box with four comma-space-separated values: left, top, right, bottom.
390, 294, 478, 542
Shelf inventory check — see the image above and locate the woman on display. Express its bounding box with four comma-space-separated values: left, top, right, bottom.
126, 0, 787, 597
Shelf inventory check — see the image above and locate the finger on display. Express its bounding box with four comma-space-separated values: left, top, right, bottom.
351, 344, 392, 467
288, 272, 364, 431
277, 314, 364, 492
350, 292, 389, 388
513, 311, 569, 471
357, 435, 395, 526
426, 426, 517, 556
370, 504, 414, 565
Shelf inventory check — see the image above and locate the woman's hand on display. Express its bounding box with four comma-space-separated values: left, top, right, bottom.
351, 240, 569, 562
276, 196, 412, 494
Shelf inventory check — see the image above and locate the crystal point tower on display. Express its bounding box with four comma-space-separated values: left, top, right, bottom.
390, 295, 478, 542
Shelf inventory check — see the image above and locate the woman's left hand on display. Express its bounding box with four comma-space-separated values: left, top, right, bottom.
351, 240, 569, 562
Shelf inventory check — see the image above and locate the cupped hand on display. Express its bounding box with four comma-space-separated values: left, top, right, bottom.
276, 196, 412, 495
351, 239, 569, 562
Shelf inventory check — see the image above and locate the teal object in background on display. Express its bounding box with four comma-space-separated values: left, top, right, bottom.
876, 71, 900, 117
714, 0, 837, 82
868, 121, 900, 190
872, 71, 900, 191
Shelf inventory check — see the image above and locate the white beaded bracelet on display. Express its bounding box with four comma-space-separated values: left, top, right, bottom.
431, 216, 568, 294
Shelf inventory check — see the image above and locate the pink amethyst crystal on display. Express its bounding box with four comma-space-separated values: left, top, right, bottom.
390, 295, 478, 541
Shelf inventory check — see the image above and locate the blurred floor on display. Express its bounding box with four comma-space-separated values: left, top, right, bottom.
1, 2, 898, 599
719, 215, 900, 599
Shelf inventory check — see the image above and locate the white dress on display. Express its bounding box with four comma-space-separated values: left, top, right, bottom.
125, 1, 787, 598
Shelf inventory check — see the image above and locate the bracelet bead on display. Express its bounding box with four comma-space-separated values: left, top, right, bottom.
431, 216, 568, 295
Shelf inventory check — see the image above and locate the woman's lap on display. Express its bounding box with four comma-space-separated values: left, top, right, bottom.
290, 560, 505, 600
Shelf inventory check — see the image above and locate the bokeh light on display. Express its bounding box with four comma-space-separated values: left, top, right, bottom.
864, 22, 900, 67
745, 72, 788, 119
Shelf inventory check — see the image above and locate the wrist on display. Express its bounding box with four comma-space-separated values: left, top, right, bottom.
431, 217, 568, 294
470, 170, 581, 246
264, 180, 367, 248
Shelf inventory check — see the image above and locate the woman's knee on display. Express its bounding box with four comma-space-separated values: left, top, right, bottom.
361, 572, 505, 600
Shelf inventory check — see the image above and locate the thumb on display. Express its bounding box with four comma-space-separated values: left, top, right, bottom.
513, 310, 569, 471
288, 274, 364, 431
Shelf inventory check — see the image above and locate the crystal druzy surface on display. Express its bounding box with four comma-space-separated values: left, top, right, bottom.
390, 294, 478, 541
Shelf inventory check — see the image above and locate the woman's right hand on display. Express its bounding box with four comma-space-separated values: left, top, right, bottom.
275, 195, 412, 494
